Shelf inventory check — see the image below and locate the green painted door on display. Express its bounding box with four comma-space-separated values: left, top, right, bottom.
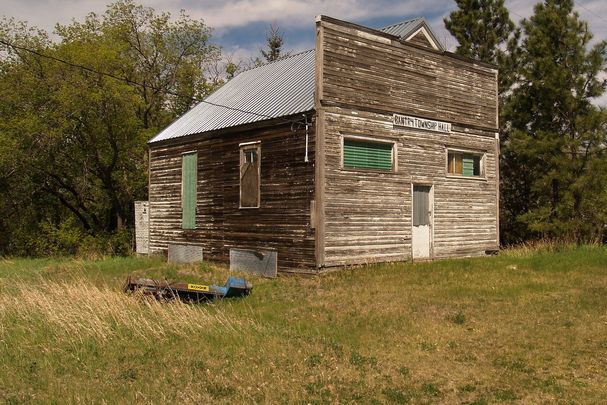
182, 152, 197, 229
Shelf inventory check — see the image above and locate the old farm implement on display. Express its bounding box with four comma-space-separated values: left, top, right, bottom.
124, 276, 252, 303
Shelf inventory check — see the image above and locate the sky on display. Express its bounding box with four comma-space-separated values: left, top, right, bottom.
2, 0, 606, 104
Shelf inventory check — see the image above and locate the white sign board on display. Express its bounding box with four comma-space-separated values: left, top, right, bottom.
393, 114, 451, 134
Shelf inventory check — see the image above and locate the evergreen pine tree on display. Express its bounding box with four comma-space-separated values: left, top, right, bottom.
501, 0, 607, 243
444, 0, 520, 127
444, 0, 515, 65
260, 24, 287, 62
445, 0, 520, 245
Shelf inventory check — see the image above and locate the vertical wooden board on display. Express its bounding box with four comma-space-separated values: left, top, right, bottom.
315, 21, 327, 269
239, 145, 261, 208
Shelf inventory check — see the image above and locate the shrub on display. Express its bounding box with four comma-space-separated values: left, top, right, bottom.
77, 229, 133, 259
4, 217, 133, 258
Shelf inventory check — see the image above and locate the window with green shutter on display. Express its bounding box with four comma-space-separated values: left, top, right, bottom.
181, 152, 197, 229
343, 139, 394, 170
448, 151, 482, 177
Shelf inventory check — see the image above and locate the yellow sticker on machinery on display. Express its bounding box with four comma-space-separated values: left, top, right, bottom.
187, 283, 209, 292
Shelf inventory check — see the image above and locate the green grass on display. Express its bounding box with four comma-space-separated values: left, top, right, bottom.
1, 246, 606, 403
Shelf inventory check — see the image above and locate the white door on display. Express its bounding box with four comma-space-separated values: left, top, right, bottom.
412, 185, 432, 259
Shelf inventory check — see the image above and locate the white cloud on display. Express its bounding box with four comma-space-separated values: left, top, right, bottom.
190, 0, 447, 29
2, 0, 448, 33
3, 0, 606, 108
4, 0, 605, 44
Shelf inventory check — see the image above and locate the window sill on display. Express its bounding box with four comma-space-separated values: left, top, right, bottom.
340, 167, 396, 174
445, 174, 487, 182
239, 206, 260, 210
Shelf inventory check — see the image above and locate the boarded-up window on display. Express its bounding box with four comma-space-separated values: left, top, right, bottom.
413, 185, 431, 226
181, 152, 197, 229
240, 143, 260, 208
448, 152, 482, 177
343, 139, 393, 170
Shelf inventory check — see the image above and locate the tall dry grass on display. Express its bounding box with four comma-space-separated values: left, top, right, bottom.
0, 278, 256, 344
500, 238, 583, 258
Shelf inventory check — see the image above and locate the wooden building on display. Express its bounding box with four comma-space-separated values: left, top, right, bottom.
147, 15, 499, 272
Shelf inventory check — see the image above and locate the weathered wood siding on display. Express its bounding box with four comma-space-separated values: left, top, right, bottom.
316, 17, 499, 266
319, 16, 498, 131
321, 108, 498, 266
148, 120, 316, 271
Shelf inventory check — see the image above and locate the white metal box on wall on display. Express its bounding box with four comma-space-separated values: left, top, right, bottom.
134, 201, 149, 254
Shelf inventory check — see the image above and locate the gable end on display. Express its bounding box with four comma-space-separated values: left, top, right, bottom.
405, 26, 440, 50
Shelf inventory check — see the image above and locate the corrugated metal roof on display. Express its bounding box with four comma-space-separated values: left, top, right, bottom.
379, 18, 422, 38
149, 49, 315, 143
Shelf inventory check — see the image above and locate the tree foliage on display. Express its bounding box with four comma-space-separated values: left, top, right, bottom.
444, 0, 515, 64
501, 0, 607, 243
446, 0, 607, 244
0, 0, 221, 255
260, 23, 288, 63
444, 0, 518, 94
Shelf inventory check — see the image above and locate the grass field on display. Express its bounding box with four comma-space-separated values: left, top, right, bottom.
1, 245, 606, 403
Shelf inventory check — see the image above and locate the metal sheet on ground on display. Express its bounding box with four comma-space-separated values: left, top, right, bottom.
168, 244, 203, 264
230, 249, 277, 278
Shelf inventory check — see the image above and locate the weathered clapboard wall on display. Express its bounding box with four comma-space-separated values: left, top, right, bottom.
314, 16, 499, 267
317, 16, 498, 131
148, 119, 316, 270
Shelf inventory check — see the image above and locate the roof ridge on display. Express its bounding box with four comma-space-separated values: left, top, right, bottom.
380, 17, 422, 30
238, 49, 314, 75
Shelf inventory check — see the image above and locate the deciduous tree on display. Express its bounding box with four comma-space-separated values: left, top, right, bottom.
0, 1, 221, 255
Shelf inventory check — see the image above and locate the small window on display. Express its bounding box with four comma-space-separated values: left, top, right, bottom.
343, 138, 394, 170
244, 150, 257, 164
181, 152, 197, 229
413, 185, 431, 226
240, 144, 261, 208
448, 151, 482, 177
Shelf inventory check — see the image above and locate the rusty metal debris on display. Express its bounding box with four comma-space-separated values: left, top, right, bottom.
124, 276, 252, 303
